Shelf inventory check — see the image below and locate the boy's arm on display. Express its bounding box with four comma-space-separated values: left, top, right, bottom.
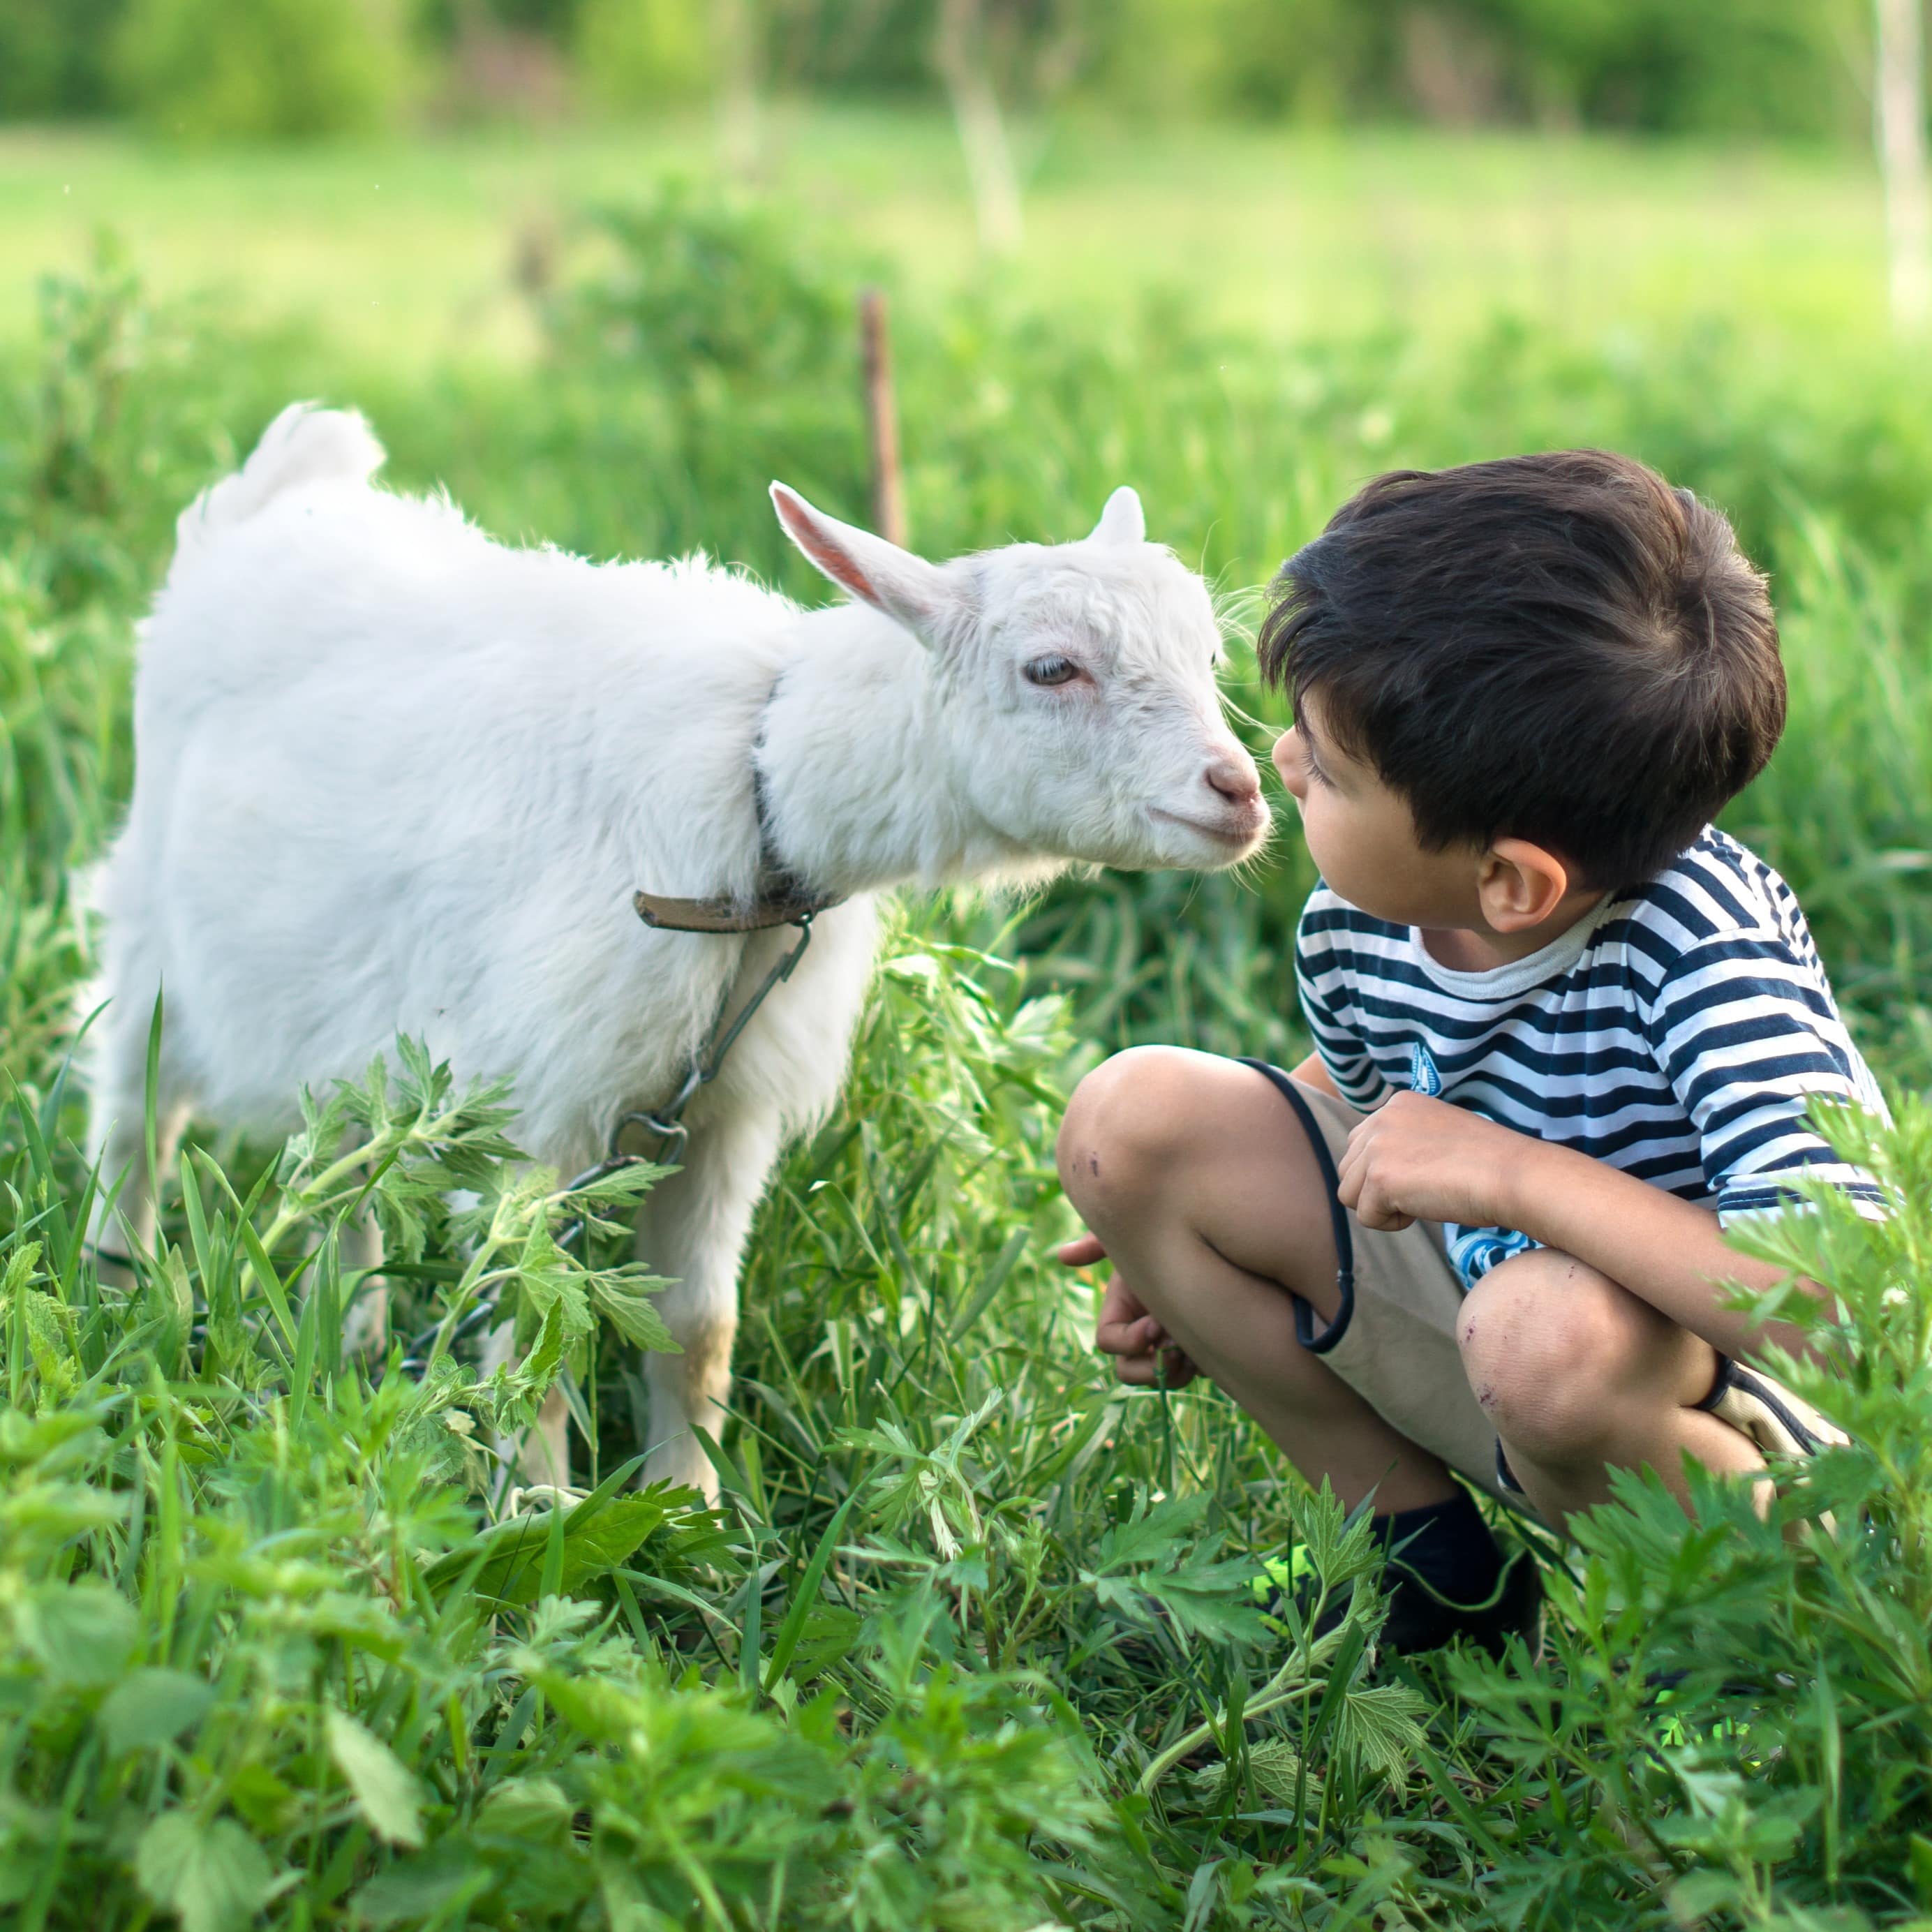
1289, 1052, 1340, 1098
1336, 1094, 1823, 1364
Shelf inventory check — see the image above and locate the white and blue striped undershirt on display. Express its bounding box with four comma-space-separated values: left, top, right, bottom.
1295, 826, 1889, 1286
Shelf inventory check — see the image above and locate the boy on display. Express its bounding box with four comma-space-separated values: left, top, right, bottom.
1055, 452, 1885, 1656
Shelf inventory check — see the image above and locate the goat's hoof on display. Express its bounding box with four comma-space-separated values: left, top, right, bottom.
500, 1483, 588, 1518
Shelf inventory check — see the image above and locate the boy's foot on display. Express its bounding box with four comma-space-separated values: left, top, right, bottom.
1379, 1545, 1543, 1660
1275, 1489, 1544, 1663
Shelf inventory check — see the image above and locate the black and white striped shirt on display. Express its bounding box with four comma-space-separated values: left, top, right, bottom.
1295, 827, 1889, 1286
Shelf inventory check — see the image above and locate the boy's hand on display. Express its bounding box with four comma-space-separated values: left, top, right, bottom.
1337, 1091, 1527, 1233
1058, 1235, 1198, 1388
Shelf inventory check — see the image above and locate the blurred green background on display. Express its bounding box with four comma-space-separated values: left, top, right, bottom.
0, 0, 1915, 366
8, 10, 1932, 1925
6, 0, 1930, 1088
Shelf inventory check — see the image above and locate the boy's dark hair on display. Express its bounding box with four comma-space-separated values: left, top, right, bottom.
1257, 450, 1785, 888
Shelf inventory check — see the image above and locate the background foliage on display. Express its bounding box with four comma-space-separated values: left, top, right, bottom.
0, 0, 1891, 140
2, 157, 1932, 1922
110, 0, 417, 143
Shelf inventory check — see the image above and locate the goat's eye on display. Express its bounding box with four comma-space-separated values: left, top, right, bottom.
1024, 654, 1081, 688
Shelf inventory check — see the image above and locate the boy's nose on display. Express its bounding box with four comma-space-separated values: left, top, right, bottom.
1270, 730, 1305, 797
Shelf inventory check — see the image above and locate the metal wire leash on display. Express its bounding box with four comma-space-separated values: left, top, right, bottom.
396, 911, 821, 1372
586, 909, 820, 1182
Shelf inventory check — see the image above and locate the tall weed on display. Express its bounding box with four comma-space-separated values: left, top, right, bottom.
4, 223, 1932, 1927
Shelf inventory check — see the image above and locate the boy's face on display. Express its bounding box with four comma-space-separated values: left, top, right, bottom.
1272, 694, 1486, 930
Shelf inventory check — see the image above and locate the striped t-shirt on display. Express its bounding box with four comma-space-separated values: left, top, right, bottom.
1295, 827, 1888, 1286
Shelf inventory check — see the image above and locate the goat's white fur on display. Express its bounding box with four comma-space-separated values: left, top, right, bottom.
85, 404, 1267, 1499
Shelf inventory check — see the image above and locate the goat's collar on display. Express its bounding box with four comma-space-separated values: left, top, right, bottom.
632, 881, 841, 933
632, 680, 849, 935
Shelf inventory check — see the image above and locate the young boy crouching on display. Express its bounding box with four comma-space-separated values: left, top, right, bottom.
1057, 452, 1885, 1656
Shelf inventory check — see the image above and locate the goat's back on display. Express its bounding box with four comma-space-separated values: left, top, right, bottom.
101, 418, 817, 1157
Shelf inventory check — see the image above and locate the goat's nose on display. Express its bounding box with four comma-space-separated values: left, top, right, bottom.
1204, 752, 1262, 808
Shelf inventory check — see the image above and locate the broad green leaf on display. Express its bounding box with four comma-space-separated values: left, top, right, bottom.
327, 1709, 425, 1848
510, 1298, 567, 1400
1136, 1558, 1271, 1644
1247, 1736, 1321, 1809
1085, 1493, 1208, 1575
1667, 1870, 1741, 1921
1912, 1833, 1932, 1908
22, 1580, 138, 1687
99, 1668, 216, 1755
589, 1274, 676, 1351
15, 1282, 69, 1392
477, 1776, 573, 1842
1, 1240, 43, 1300
424, 1492, 682, 1607
135, 1812, 278, 1932
1335, 1681, 1429, 1790
352, 1851, 489, 1929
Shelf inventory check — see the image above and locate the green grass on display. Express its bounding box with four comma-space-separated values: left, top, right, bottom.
4, 148, 1932, 1929
0, 107, 1908, 370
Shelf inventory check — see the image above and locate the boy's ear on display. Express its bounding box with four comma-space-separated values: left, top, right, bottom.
1479, 838, 1575, 933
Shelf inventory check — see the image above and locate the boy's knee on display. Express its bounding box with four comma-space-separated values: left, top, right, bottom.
1456, 1250, 1647, 1460
1057, 1046, 1210, 1219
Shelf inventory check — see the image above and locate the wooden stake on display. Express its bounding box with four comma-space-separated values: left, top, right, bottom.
1875, 0, 1931, 331
859, 288, 907, 547
715, 0, 763, 182
935, 0, 1024, 256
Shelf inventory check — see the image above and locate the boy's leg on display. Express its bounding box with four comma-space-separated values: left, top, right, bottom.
1456, 1249, 1767, 1526
1057, 1045, 1458, 1514
1060, 1046, 1544, 1657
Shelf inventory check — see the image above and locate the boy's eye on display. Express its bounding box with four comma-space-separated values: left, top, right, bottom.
1024, 654, 1082, 688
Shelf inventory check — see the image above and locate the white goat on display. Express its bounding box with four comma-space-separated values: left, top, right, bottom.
85, 403, 1268, 1498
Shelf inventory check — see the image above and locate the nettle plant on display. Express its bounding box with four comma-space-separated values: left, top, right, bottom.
14, 247, 1932, 1932
0, 914, 1483, 1932
1436, 1099, 1932, 1931
0, 951, 1110, 1932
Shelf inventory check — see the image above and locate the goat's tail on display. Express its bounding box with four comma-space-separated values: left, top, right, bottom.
174, 403, 386, 562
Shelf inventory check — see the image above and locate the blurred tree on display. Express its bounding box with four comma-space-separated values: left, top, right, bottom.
1080, 0, 1871, 137
1875, 0, 1931, 329
572, 0, 714, 110
0, 0, 1901, 146
1540, 0, 1867, 138
717, 0, 764, 175
1083, 0, 1440, 124
935, 0, 1025, 252
112, 0, 416, 140
0, 0, 122, 116
932, 0, 1086, 252
438, 0, 572, 121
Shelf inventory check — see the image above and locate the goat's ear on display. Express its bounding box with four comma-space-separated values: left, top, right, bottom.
1089, 486, 1145, 548
770, 483, 951, 637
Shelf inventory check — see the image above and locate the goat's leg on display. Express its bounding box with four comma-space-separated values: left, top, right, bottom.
479, 1318, 574, 1495
84, 1014, 188, 1284
337, 1209, 389, 1357
87, 1112, 188, 1272
637, 1104, 785, 1501
330, 1132, 389, 1357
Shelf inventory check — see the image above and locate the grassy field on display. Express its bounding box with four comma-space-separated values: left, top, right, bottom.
5, 118, 1932, 1929
0, 107, 1908, 368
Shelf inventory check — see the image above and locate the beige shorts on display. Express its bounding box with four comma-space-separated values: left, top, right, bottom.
1248, 1062, 1844, 1525
1242, 1062, 1526, 1508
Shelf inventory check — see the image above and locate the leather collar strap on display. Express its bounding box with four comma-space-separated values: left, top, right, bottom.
633, 884, 844, 932
632, 687, 849, 934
